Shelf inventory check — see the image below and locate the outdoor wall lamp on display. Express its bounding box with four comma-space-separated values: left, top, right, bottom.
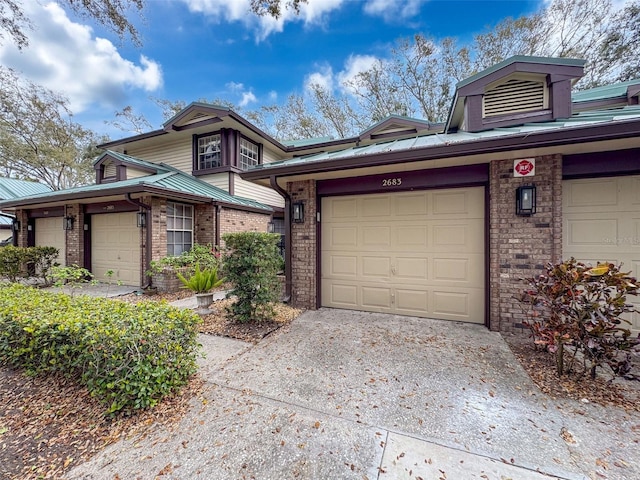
267, 221, 275, 233
292, 202, 304, 223
63, 216, 75, 230
516, 185, 536, 216
11, 219, 20, 232
136, 211, 147, 228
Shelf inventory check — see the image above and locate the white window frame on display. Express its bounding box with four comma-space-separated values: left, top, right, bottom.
166, 202, 193, 256
198, 134, 222, 170
239, 137, 259, 170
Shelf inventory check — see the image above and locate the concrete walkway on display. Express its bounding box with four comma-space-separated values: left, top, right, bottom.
67, 309, 640, 480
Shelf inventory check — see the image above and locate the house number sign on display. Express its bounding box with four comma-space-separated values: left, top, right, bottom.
382, 177, 402, 187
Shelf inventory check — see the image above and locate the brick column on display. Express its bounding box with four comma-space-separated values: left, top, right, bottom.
195, 204, 215, 246
288, 180, 317, 310
15, 210, 29, 247
489, 154, 562, 333
151, 197, 167, 262
65, 204, 83, 267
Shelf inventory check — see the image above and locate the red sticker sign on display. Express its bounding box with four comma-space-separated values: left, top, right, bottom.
514, 158, 535, 177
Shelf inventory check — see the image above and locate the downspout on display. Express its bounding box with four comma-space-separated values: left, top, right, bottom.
269, 175, 292, 302
215, 204, 221, 247
125, 194, 152, 289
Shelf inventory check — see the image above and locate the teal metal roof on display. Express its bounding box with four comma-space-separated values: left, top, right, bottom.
0, 166, 271, 212
283, 136, 335, 147
0, 178, 51, 199
456, 56, 586, 89
572, 79, 640, 103
248, 105, 640, 171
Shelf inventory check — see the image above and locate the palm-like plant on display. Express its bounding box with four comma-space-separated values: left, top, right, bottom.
176, 263, 225, 294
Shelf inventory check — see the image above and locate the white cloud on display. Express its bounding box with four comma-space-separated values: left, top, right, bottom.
0, 2, 162, 113
239, 91, 257, 107
181, 0, 347, 41
363, 0, 426, 21
226, 81, 246, 92
304, 64, 334, 93
337, 54, 380, 94
268, 90, 278, 101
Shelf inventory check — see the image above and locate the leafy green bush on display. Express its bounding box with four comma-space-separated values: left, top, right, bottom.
177, 263, 225, 294
148, 243, 222, 276
0, 283, 201, 414
0, 245, 60, 284
222, 232, 281, 322
520, 259, 639, 379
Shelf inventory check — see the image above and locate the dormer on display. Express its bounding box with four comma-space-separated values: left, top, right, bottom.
446, 56, 585, 133
94, 151, 166, 184
358, 115, 443, 143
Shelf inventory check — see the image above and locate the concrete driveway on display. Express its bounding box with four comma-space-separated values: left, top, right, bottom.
68, 309, 640, 480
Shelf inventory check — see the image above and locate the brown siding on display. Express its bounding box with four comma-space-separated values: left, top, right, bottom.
488, 154, 562, 333
287, 180, 317, 310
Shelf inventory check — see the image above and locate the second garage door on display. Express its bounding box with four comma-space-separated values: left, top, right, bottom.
91, 212, 140, 285
563, 175, 640, 332
321, 187, 485, 323
35, 217, 65, 266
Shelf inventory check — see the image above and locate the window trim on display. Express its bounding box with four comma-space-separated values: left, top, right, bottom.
166, 201, 194, 257
192, 130, 263, 175
238, 135, 261, 170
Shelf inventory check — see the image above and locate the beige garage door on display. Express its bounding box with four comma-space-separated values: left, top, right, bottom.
35, 217, 65, 266
321, 187, 485, 323
564, 175, 640, 332
92, 212, 140, 286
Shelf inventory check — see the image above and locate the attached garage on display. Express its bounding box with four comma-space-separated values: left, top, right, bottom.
91, 212, 141, 285
321, 187, 485, 323
35, 217, 65, 266
563, 175, 640, 332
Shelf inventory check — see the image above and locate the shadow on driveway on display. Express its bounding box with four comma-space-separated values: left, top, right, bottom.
68, 309, 640, 480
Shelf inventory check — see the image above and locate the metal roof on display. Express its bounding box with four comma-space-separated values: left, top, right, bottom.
247, 105, 640, 172
0, 166, 271, 212
0, 178, 52, 199
572, 79, 640, 103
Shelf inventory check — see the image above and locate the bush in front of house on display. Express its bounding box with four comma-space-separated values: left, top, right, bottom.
520, 258, 639, 379
0, 283, 201, 414
0, 245, 59, 284
147, 243, 222, 277
222, 232, 281, 323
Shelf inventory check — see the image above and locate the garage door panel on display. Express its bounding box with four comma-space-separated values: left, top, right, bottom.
35, 217, 65, 266
564, 176, 640, 332
92, 212, 140, 286
322, 188, 485, 324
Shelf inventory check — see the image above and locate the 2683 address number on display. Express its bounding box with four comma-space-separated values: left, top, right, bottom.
382, 178, 402, 187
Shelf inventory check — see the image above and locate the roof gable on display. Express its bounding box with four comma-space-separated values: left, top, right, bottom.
358, 115, 442, 141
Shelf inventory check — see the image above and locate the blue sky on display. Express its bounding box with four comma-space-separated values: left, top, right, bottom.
1, 1, 548, 139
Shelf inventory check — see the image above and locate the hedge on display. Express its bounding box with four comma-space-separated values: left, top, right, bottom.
0, 283, 202, 414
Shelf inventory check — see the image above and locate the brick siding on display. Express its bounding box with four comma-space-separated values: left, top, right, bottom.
218, 207, 270, 248
488, 155, 563, 333
65, 204, 83, 267
287, 180, 317, 310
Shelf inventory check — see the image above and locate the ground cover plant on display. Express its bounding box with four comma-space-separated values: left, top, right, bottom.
0, 283, 201, 415
520, 258, 640, 380
0, 245, 59, 285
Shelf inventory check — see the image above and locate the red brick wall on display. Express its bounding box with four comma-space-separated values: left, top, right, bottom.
150, 197, 167, 262
219, 207, 270, 248
489, 154, 563, 333
194, 204, 215, 246
15, 210, 28, 248
287, 180, 317, 310
65, 204, 83, 267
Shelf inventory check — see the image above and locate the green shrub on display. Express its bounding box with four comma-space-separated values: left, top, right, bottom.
0, 283, 201, 414
222, 232, 281, 322
520, 258, 639, 379
0, 245, 60, 284
176, 263, 225, 294
147, 243, 221, 277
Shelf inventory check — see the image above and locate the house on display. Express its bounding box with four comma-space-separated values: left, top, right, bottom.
1, 55, 638, 334
240, 56, 640, 334
0, 178, 51, 243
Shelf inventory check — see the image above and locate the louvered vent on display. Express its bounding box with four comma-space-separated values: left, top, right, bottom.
104, 161, 117, 178
483, 78, 546, 117
184, 112, 210, 125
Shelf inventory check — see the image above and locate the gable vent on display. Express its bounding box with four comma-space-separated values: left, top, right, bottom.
483, 78, 546, 117
104, 161, 117, 178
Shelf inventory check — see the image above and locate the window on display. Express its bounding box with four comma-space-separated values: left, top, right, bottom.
197, 134, 221, 169
239, 138, 259, 170
166, 202, 193, 256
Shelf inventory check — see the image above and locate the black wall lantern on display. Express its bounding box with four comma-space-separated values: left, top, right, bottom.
136, 211, 147, 228
11, 219, 20, 232
63, 216, 75, 230
292, 202, 304, 223
267, 221, 275, 233
516, 185, 536, 216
